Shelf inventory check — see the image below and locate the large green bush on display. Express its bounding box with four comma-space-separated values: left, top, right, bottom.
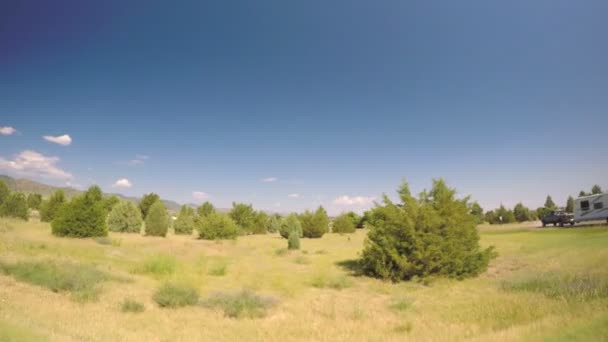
332, 213, 356, 234
107, 201, 143, 233
0, 193, 28, 220
173, 205, 196, 235
513, 203, 531, 222
251, 211, 268, 234
145, 201, 169, 237
359, 179, 495, 281
197, 212, 238, 240
51, 187, 107, 237
299, 206, 329, 238
279, 213, 302, 239
288, 230, 300, 250
267, 214, 281, 233
0, 181, 9, 206
40, 190, 65, 222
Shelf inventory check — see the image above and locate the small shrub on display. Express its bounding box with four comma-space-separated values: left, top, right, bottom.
94, 236, 113, 245
332, 213, 356, 234
145, 201, 169, 237
201, 290, 277, 318
52, 187, 108, 238
196, 212, 238, 240
389, 298, 412, 312
288, 230, 300, 250
174, 205, 196, 235
0, 260, 109, 302
208, 263, 227, 276
107, 201, 143, 233
153, 283, 199, 308
121, 299, 145, 313
394, 322, 413, 334
133, 255, 177, 277
294, 255, 310, 264
311, 274, 353, 290
274, 248, 288, 256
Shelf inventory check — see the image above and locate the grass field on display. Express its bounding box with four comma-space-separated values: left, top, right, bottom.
1, 219, 607, 341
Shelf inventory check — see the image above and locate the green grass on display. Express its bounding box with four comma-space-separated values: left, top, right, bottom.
389, 297, 412, 312
153, 283, 199, 308
0, 260, 111, 302
201, 290, 277, 318
131, 254, 177, 277
0, 320, 46, 342
503, 272, 608, 302
121, 298, 145, 313
208, 262, 227, 276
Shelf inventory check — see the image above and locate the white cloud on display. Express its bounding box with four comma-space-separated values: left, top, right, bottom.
0, 150, 72, 180
112, 178, 132, 188
262, 177, 278, 183
0, 126, 16, 135
43, 134, 72, 146
192, 191, 209, 201
333, 195, 376, 206
288, 193, 300, 198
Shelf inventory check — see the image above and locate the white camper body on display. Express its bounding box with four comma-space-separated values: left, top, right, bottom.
574, 193, 608, 223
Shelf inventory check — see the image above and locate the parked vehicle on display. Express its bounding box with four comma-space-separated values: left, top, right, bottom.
574, 193, 608, 224
541, 209, 574, 227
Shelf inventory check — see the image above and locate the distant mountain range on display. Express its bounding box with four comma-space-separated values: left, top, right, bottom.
0, 174, 186, 212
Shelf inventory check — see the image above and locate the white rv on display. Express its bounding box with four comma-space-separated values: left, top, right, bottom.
574, 193, 608, 224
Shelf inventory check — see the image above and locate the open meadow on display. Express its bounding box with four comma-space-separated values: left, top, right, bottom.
1, 219, 607, 341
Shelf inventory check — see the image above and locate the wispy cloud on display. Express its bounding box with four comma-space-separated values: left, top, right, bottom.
43, 134, 72, 146
192, 191, 209, 201
261, 177, 278, 183
0, 126, 16, 135
0, 150, 72, 180
112, 178, 132, 188
333, 195, 376, 206
127, 154, 149, 166
288, 193, 300, 198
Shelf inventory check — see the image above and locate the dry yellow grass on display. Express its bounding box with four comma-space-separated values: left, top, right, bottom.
1, 218, 607, 341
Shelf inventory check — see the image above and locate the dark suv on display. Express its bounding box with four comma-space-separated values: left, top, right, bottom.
541, 209, 574, 227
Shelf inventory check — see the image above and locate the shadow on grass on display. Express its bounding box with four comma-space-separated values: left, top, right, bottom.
335, 259, 364, 277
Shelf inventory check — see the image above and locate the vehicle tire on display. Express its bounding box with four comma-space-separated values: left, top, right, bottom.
559, 222, 564, 227
542, 222, 546, 227
553, 223, 556, 227
570, 222, 575, 226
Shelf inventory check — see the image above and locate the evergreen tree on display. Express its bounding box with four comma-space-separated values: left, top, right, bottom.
0, 193, 29, 220
196, 212, 238, 240
360, 179, 495, 281
469, 202, 484, 224
279, 213, 302, 239
591, 184, 603, 195
145, 201, 169, 237
544, 196, 556, 209
101, 195, 120, 214
139, 193, 160, 219
26, 193, 42, 210
332, 213, 356, 233
229, 202, 256, 234
40, 190, 66, 222
251, 211, 269, 234
579, 190, 587, 197
513, 203, 531, 222
107, 200, 143, 233
173, 205, 196, 235
267, 214, 281, 233
300, 206, 329, 238
197, 201, 215, 217
565, 196, 575, 213
0, 181, 9, 206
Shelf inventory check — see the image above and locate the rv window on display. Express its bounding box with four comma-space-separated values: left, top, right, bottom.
580, 201, 590, 211
594, 202, 603, 210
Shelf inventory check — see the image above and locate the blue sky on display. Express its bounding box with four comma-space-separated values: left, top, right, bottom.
1, 0, 607, 214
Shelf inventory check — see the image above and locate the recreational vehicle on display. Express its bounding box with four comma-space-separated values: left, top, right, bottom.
574, 193, 608, 224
